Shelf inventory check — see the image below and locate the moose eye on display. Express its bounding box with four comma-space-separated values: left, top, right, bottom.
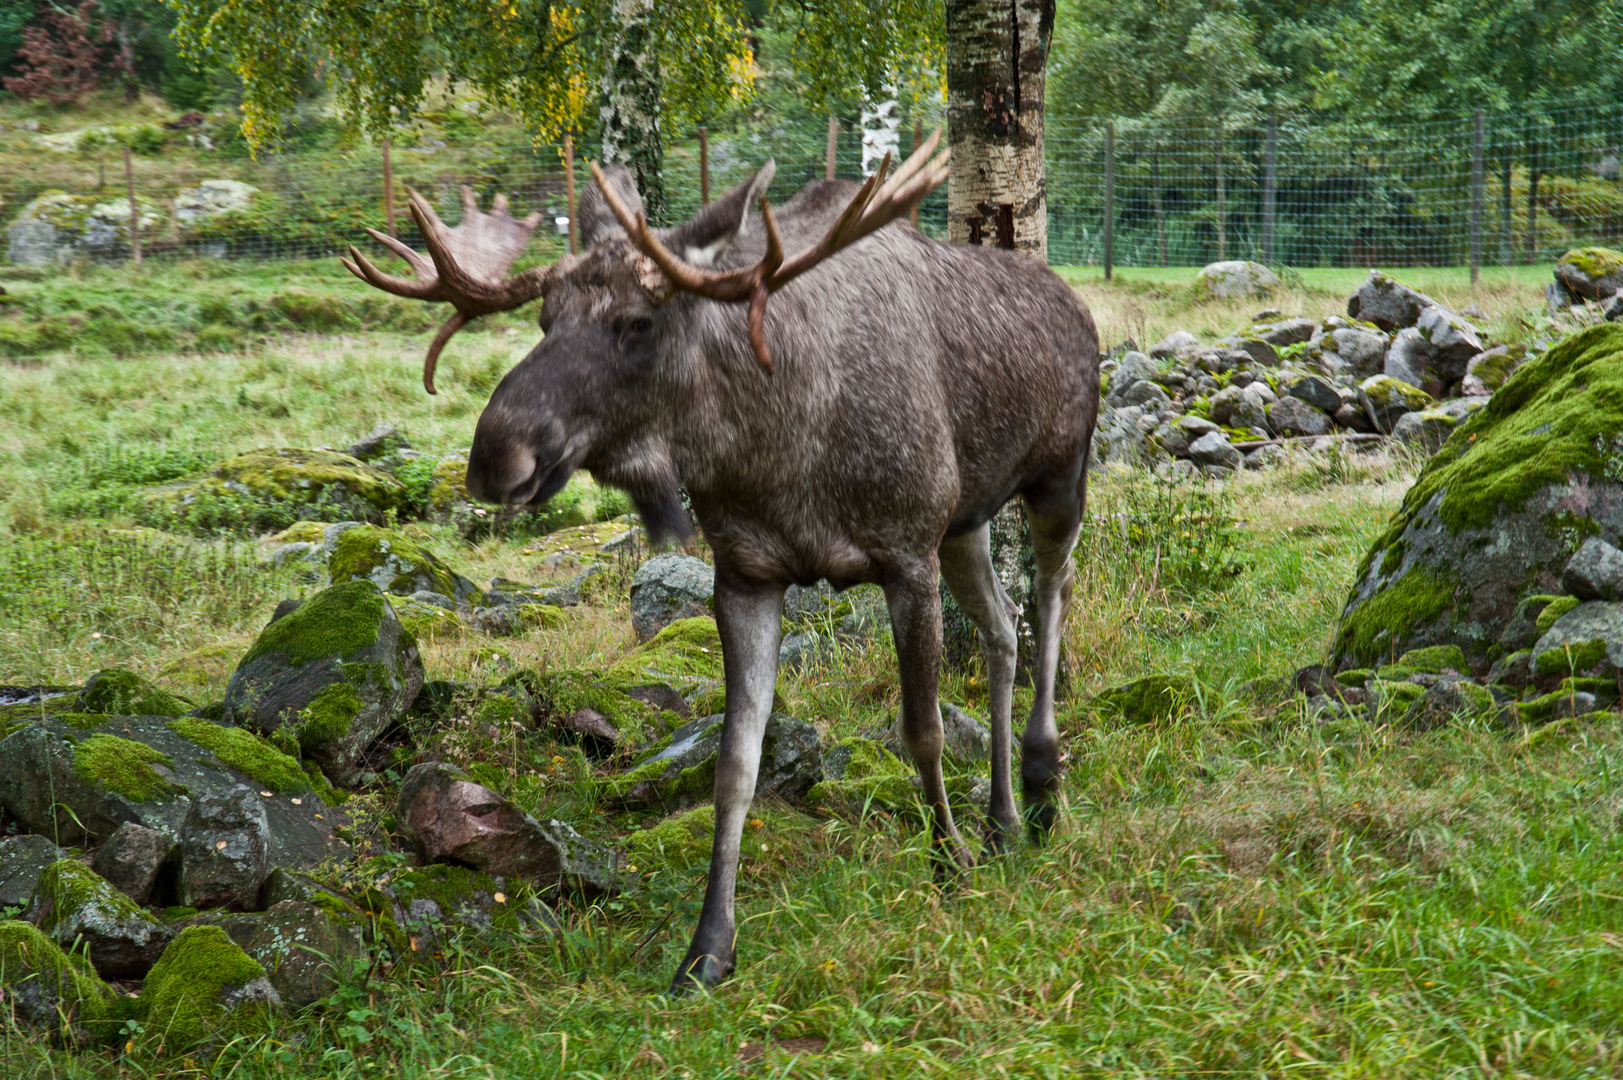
618, 316, 654, 347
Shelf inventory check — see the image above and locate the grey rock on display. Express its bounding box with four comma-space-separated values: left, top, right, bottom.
1488, 650, 1533, 688
1245, 444, 1287, 469
410, 589, 456, 610
1384, 327, 1434, 391
1148, 330, 1200, 358
1359, 374, 1435, 433
615, 713, 822, 808
0, 714, 351, 863
1154, 422, 1191, 457
345, 423, 411, 462
92, 821, 173, 905
534, 818, 636, 900
246, 900, 366, 1008
1605, 291, 1623, 323
1323, 326, 1390, 376
1415, 306, 1484, 381
1288, 374, 1343, 413
180, 786, 271, 911
0, 834, 64, 909
629, 553, 714, 640
1461, 345, 1524, 396
1231, 386, 1271, 431
28, 859, 174, 977
1392, 410, 1457, 452
877, 702, 991, 765
1196, 260, 1281, 299
1258, 317, 1316, 346
1334, 404, 1375, 433
1554, 252, 1623, 301
1267, 395, 1332, 437
1188, 431, 1242, 469
1405, 678, 1503, 730
1112, 350, 1160, 390
1347, 270, 1437, 331
1563, 538, 1623, 601
1177, 415, 1220, 437
1118, 379, 1172, 409
1547, 281, 1576, 314
779, 629, 830, 671
1224, 336, 1280, 366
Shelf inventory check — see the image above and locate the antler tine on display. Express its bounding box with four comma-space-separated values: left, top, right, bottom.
421, 312, 469, 396
590, 160, 761, 301
364, 226, 436, 279
342, 244, 438, 300
881, 126, 943, 195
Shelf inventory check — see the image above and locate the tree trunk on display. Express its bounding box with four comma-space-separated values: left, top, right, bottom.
599, 0, 665, 224
945, 0, 1053, 258
941, 0, 1060, 691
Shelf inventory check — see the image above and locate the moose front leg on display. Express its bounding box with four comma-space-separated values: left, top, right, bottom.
1022, 499, 1083, 839
670, 565, 785, 995
884, 557, 973, 872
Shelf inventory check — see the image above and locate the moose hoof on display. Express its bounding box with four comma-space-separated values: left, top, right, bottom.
669, 947, 733, 996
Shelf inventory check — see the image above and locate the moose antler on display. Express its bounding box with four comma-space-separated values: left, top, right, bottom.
591, 127, 951, 372
343, 186, 561, 394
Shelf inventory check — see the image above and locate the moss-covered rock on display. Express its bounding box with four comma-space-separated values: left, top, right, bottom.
1333, 325, 1623, 671
807, 737, 916, 812
0, 714, 352, 866
390, 595, 465, 640
520, 517, 643, 562
137, 448, 405, 533
75, 668, 192, 717
1402, 678, 1501, 729
1555, 247, 1623, 301
223, 580, 424, 784
244, 899, 366, 1008
609, 712, 821, 810
28, 860, 174, 978
603, 617, 724, 686
138, 926, 280, 1053
509, 669, 661, 747
0, 919, 129, 1044
1088, 674, 1199, 725
1396, 645, 1468, 673
1359, 374, 1435, 432
1195, 260, 1280, 299
325, 524, 483, 606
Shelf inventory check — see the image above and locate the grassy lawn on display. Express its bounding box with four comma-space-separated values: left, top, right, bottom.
6, 262, 1621, 1078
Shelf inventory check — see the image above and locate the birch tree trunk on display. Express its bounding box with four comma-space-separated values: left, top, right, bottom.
599, 0, 665, 223
945, 0, 1053, 259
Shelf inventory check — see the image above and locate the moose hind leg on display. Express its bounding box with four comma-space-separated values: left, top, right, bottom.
1021, 498, 1083, 840
884, 556, 973, 873
938, 523, 1019, 853
671, 566, 785, 995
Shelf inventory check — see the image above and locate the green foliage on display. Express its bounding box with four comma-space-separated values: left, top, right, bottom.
1091, 474, 1245, 600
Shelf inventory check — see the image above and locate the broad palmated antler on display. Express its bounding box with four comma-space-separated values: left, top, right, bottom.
591, 127, 951, 372
343, 186, 562, 394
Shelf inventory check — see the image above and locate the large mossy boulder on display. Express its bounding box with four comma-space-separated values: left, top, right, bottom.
0, 713, 350, 863
138, 448, 404, 532
223, 580, 424, 784
28, 860, 174, 978
75, 669, 192, 717
325, 524, 484, 606
1554, 247, 1623, 301
1334, 325, 1623, 671
0, 920, 129, 1045
137, 926, 281, 1054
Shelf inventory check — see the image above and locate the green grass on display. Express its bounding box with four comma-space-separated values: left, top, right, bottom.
8, 261, 1620, 1077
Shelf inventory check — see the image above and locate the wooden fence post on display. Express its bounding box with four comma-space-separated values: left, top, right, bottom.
1471, 108, 1484, 283
1262, 112, 1277, 263
826, 116, 839, 180
1102, 121, 1115, 281
123, 146, 141, 267
1216, 126, 1226, 262
698, 127, 710, 206
382, 137, 396, 238
564, 133, 579, 255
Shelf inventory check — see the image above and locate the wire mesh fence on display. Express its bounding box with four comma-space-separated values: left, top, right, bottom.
1, 102, 1618, 270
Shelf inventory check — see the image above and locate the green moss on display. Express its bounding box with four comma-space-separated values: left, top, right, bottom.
511, 669, 659, 745
71, 734, 183, 802
1089, 674, 1198, 725
625, 806, 716, 870
391, 595, 463, 640
1397, 645, 1467, 673
1386, 325, 1623, 535
1374, 664, 1416, 681
0, 919, 127, 1043
1469, 346, 1527, 394
241, 579, 388, 668
1536, 595, 1583, 635
1335, 568, 1457, 666
294, 682, 362, 751
269, 521, 328, 545
302, 761, 347, 805
326, 525, 469, 600
1560, 247, 1623, 280
166, 717, 310, 793
34, 861, 150, 933
513, 603, 566, 630
1334, 668, 1372, 686
604, 618, 725, 684
1379, 541, 1406, 576
1534, 638, 1609, 676
138, 925, 274, 1051
1367, 680, 1426, 717
75, 668, 192, 717
1362, 376, 1434, 413
56, 712, 112, 731
1517, 678, 1618, 725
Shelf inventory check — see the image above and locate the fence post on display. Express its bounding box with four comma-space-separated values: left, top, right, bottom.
123, 146, 141, 268
1500, 146, 1513, 265
698, 127, 710, 206
1102, 121, 1115, 281
564, 133, 579, 256
1216, 126, 1226, 261
826, 116, 839, 180
1262, 112, 1277, 264
1471, 109, 1484, 283
1152, 146, 1166, 267
911, 120, 923, 228
382, 137, 396, 239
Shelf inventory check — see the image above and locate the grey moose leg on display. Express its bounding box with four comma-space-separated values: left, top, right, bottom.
938, 522, 1020, 852
1021, 496, 1083, 839
670, 565, 785, 994
884, 556, 974, 873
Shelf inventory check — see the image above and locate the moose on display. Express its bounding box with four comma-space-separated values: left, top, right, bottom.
344, 133, 1100, 993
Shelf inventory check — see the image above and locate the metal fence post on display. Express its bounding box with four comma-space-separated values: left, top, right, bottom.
564, 133, 578, 255
382, 137, 395, 238
1471, 109, 1484, 283
1263, 112, 1277, 264
1103, 121, 1115, 281
1215, 126, 1226, 261
698, 127, 710, 206
826, 116, 839, 180
123, 146, 141, 267
1152, 146, 1166, 267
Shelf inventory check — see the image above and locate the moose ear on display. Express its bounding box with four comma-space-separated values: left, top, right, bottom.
664, 161, 777, 268
578, 163, 643, 248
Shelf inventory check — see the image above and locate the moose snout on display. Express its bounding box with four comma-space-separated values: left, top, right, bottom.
465, 437, 545, 505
